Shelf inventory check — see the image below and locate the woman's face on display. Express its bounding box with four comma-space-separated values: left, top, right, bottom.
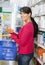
20, 12, 31, 22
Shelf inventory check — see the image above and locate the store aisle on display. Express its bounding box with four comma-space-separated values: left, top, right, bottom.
0, 59, 34, 65
0, 61, 18, 65
15, 60, 34, 65
15, 61, 18, 65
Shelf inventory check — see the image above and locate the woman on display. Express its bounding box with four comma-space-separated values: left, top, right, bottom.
6, 6, 38, 65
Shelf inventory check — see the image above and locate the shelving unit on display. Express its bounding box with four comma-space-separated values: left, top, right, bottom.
39, 28, 45, 32
28, 0, 45, 65
35, 42, 45, 49
0, 0, 18, 62
34, 42, 45, 65
0, 0, 13, 41
28, 0, 45, 7
34, 53, 43, 65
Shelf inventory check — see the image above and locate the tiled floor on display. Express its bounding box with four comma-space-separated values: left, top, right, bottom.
15, 61, 18, 65
0, 61, 18, 65
0, 60, 34, 65
15, 60, 34, 65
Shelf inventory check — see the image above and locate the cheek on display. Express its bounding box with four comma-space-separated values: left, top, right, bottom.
22, 17, 27, 21
21, 15, 27, 20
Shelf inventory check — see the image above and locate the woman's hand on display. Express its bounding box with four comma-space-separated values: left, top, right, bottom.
5, 26, 14, 33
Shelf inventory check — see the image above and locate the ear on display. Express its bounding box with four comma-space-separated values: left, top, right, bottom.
29, 13, 31, 16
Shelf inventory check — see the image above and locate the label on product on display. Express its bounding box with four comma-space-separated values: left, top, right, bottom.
0, 40, 17, 60
43, 53, 45, 63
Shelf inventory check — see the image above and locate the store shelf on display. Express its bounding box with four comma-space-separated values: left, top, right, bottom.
31, 0, 45, 7
34, 40, 38, 44
34, 53, 43, 65
38, 44, 45, 49
33, 15, 40, 18
33, 14, 45, 18
16, 25, 22, 27
40, 14, 45, 16
39, 28, 45, 32
34, 40, 45, 49
31, 1, 41, 7
28, 0, 45, 64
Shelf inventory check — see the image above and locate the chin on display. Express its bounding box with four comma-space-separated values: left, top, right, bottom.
23, 19, 26, 21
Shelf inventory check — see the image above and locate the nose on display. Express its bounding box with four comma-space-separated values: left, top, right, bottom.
20, 14, 23, 18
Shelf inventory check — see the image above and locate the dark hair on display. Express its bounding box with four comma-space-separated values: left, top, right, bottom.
20, 7, 32, 14
31, 17, 38, 37
20, 6, 39, 37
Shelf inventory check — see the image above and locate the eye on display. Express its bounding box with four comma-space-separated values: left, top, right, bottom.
20, 12, 21, 14
23, 12, 26, 14
20, 12, 26, 14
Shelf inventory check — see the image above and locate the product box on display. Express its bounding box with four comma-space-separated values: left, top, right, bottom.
0, 40, 17, 60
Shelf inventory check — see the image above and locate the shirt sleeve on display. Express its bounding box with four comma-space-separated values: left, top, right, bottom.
10, 26, 31, 46
11, 32, 19, 38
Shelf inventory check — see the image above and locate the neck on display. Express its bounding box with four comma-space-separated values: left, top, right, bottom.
25, 18, 32, 24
